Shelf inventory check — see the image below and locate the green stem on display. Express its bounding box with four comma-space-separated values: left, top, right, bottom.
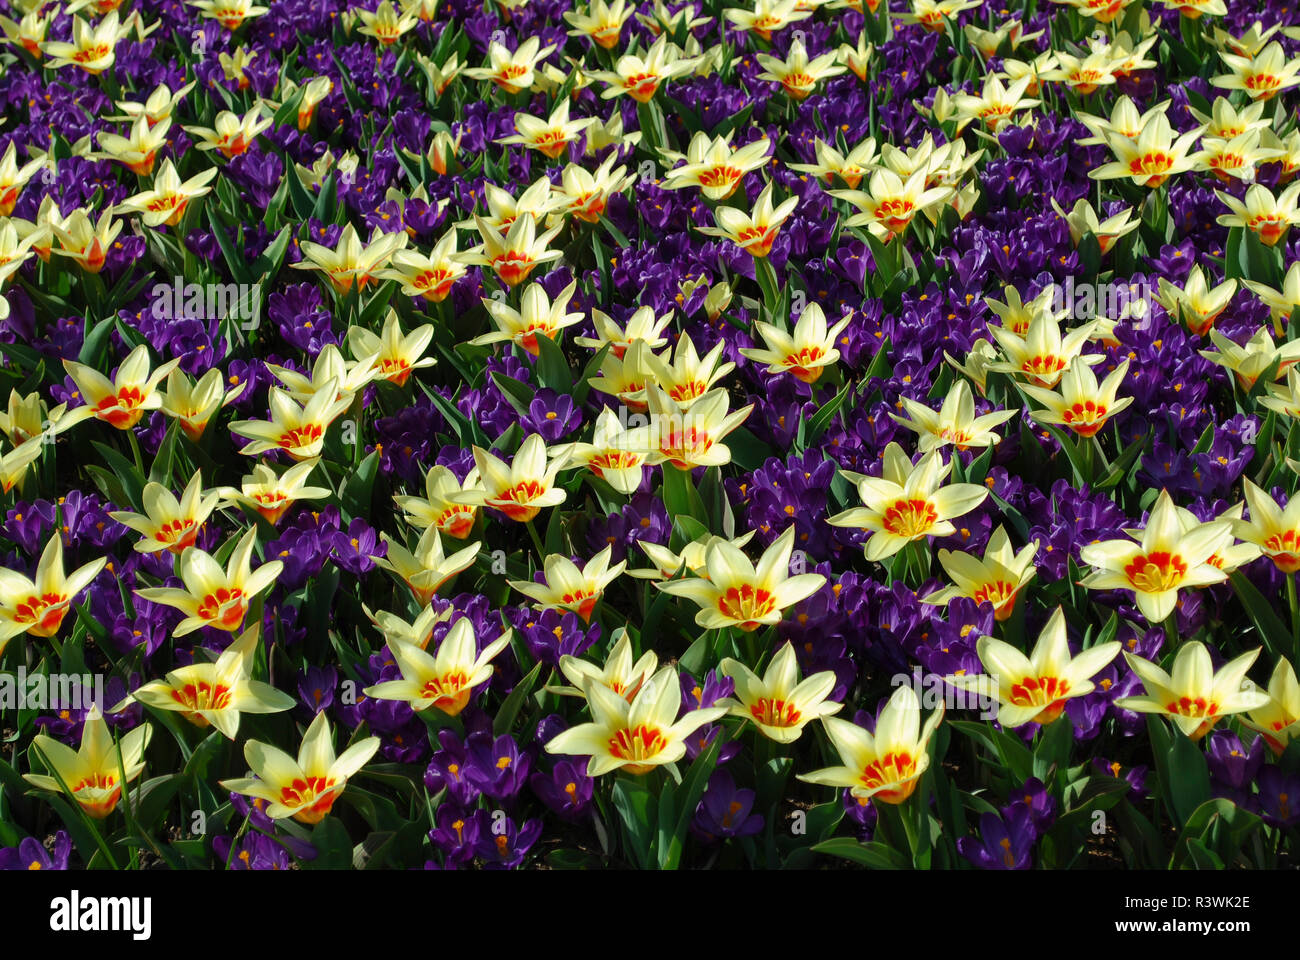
899, 792, 925, 865
525, 518, 546, 562
1288, 574, 1299, 656
754, 257, 781, 320
113, 729, 156, 868
225, 812, 252, 870
1091, 434, 1111, 477
907, 539, 930, 588
30, 741, 120, 870
127, 428, 144, 475
1076, 431, 1094, 485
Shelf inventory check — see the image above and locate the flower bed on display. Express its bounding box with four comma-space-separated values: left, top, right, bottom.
0, 0, 1298, 871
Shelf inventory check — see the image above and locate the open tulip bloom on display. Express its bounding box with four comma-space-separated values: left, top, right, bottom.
544, 665, 728, 775
129, 624, 295, 738
508, 545, 626, 622
718, 641, 842, 742
827, 442, 989, 561
373, 526, 481, 605
1116, 642, 1269, 741
798, 685, 943, 805
654, 525, 825, 632
945, 607, 1121, 727
453, 433, 569, 523
0, 535, 107, 649
220, 712, 380, 824
739, 302, 850, 383
134, 527, 283, 636
64, 344, 180, 430
923, 525, 1038, 621
25, 706, 152, 820
363, 618, 512, 716
1240, 656, 1300, 755
228, 381, 352, 461
553, 629, 658, 701
890, 378, 1018, 452
108, 471, 220, 555
1079, 489, 1234, 623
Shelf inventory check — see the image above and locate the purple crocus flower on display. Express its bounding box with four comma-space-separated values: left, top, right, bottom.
958, 807, 1035, 870
463, 732, 532, 800
213, 832, 304, 870
5, 501, 55, 556
331, 518, 382, 575
522, 389, 581, 441
1003, 778, 1057, 833
424, 729, 481, 808
269, 283, 337, 354
842, 788, 878, 841
0, 832, 71, 870
1206, 731, 1265, 806
1256, 766, 1300, 828
229, 791, 277, 834
510, 607, 600, 667
692, 771, 764, 842
530, 759, 594, 822
679, 668, 734, 710
297, 665, 338, 715
429, 805, 480, 867
1091, 758, 1149, 801
474, 812, 543, 869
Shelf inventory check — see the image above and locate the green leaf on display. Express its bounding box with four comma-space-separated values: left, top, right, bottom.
90, 441, 145, 509
670, 515, 711, 551
1228, 570, 1290, 659
79, 316, 118, 365
270, 88, 306, 130
182, 730, 226, 782
949, 720, 1033, 783
611, 778, 657, 869
1169, 798, 1262, 868
1054, 775, 1131, 833
131, 774, 187, 829
533, 333, 572, 393
493, 662, 542, 737
803, 381, 852, 447
572, 342, 612, 407
1165, 726, 1212, 825
661, 465, 708, 528
206, 206, 253, 285
490, 371, 536, 416
1181, 837, 1224, 869
678, 630, 712, 675
340, 452, 380, 521
1032, 715, 1073, 783
1093, 428, 1150, 491
663, 738, 720, 869
598, 214, 630, 248
148, 419, 182, 486
722, 426, 772, 473
811, 837, 908, 869
304, 815, 354, 869
250, 224, 293, 282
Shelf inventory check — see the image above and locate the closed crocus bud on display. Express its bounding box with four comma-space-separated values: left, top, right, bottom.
704, 281, 733, 321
